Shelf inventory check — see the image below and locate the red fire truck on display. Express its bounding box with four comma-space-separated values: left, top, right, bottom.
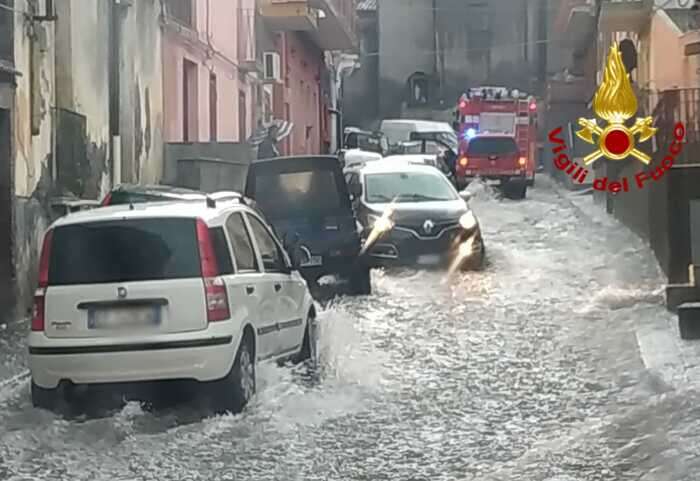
454, 87, 538, 197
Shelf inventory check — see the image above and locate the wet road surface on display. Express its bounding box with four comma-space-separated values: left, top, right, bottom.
1, 177, 699, 481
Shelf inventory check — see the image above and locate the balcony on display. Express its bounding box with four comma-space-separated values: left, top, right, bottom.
554, 0, 596, 51
238, 8, 262, 73
259, 0, 319, 32
598, 0, 653, 33
310, 0, 358, 51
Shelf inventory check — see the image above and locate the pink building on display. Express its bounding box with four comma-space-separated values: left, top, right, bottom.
162, 0, 259, 143
259, 0, 358, 156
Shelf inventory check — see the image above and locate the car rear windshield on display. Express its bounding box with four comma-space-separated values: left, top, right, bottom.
253, 168, 344, 218
466, 137, 518, 156
48, 218, 201, 285
108, 192, 168, 205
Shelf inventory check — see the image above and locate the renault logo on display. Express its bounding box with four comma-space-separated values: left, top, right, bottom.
117, 287, 127, 299
423, 219, 434, 234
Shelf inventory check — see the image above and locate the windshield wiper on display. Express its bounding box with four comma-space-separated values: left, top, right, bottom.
368, 194, 394, 202
396, 193, 448, 202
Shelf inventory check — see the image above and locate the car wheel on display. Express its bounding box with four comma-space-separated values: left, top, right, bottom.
348, 265, 372, 295
216, 333, 256, 414
31, 380, 61, 411
293, 311, 318, 367
460, 237, 486, 271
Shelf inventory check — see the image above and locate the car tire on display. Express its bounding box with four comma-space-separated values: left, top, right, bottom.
348, 265, 372, 296
293, 311, 318, 367
460, 237, 486, 271
31, 380, 60, 411
215, 333, 256, 414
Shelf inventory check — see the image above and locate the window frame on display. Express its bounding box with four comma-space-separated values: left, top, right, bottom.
224, 211, 260, 274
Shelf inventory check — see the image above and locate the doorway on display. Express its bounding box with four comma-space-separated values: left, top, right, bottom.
0, 108, 13, 316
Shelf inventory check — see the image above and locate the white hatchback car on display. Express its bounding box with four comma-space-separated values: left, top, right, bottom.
28, 197, 317, 413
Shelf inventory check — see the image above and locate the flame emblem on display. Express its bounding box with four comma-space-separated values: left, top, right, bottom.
576, 42, 656, 165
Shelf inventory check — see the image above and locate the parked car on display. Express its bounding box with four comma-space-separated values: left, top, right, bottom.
245, 155, 371, 295
343, 127, 389, 156
345, 159, 485, 270
379, 119, 458, 153
28, 198, 317, 414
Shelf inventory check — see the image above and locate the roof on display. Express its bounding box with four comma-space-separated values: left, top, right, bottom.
358, 159, 442, 175
469, 132, 516, 139
51, 200, 246, 228
664, 8, 700, 33
357, 0, 376, 11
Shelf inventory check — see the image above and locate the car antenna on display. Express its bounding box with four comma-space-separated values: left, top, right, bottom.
206, 196, 216, 208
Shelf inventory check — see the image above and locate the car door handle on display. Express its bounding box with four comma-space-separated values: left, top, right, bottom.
274, 283, 282, 292
246, 286, 255, 295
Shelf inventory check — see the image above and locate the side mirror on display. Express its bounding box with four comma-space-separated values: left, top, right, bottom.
348, 183, 363, 198
289, 245, 311, 269
459, 191, 472, 202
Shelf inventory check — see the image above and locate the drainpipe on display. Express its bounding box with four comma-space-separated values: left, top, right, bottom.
109, 0, 122, 185
331, 53, 360, 152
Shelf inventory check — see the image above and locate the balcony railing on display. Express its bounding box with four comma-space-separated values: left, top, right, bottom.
649, 88, 700, 164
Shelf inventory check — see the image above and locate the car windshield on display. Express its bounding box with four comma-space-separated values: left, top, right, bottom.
364, 171, 457, 203
467, 137, 518, 155
48, 218, 201, 285
253, 168, 344, 218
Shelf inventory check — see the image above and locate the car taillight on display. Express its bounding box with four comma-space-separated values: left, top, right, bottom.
196, 219, 230, 322
101, 192, 112, 206
459, 156, 469, 167
518, 156, 527, 166
32, 229, 53, 332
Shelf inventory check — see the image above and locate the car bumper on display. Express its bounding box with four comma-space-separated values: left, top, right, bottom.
364, 226, 479, 267
28, 321, 240, 389
457, 170, 526, 186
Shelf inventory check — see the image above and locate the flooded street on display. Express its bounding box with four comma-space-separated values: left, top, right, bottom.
2, 177, 700, 481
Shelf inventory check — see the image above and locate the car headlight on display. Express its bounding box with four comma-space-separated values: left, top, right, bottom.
459, 211, 477, 230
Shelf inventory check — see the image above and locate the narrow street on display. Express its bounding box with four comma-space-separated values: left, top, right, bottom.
1, 177, 699, 481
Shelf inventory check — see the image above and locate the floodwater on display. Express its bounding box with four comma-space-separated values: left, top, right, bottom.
1, 177, 699, 481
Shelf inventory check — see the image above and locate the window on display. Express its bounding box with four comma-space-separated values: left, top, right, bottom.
364, 172, 458, 204
246, 215, 286, 273
49, 219, 201, 286
210, 73, 218, 141
168, 0, 194, 28
253, 169, 343, 218
239, 91, 247, 142
182, 60, 198, 142
225, 213, 258, 272
466, 137, 518, 156
210, 227, 233, 275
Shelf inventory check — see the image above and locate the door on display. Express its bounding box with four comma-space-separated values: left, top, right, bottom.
44, 218, 208, 339
224, 212, 277, 361
245, 213, 304, 355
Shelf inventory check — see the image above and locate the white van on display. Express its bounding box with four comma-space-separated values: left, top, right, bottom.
379, 119, 458, 150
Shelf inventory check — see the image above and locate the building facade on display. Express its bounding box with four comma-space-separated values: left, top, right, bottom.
162, 0, 259, 144
3, 0, 164, 322
258, 0, 357, 155
376, 0, 548, 120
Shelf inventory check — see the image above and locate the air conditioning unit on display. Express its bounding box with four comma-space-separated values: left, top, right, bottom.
263, 52, 282, 83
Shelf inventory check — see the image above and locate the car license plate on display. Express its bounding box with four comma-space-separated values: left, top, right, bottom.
417, 254, 440, 265
89, 306, 159, 330
301, 255, 323, 267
